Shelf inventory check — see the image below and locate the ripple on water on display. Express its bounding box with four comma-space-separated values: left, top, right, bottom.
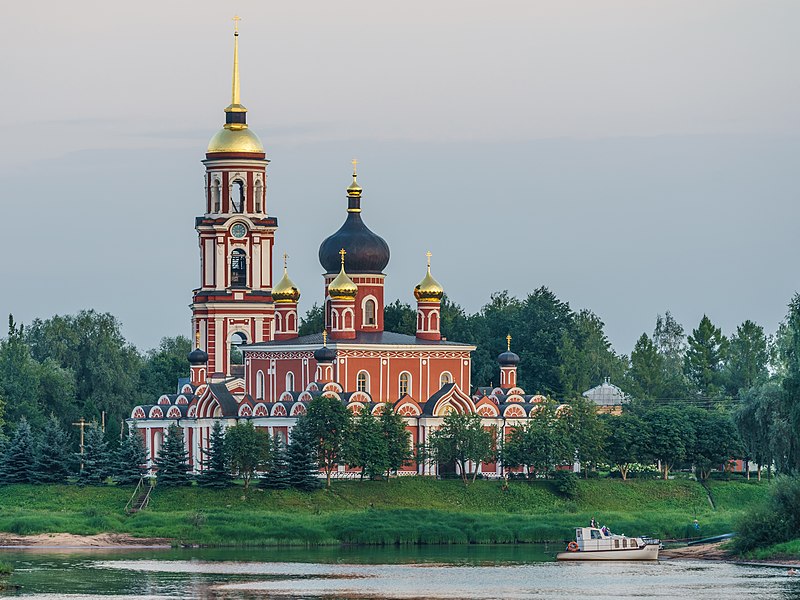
91, 559, 799, 600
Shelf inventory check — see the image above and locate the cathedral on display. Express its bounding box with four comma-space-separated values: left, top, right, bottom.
129, 25, 619, 477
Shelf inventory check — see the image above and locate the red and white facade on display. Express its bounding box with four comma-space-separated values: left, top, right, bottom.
128, 27, 624, 479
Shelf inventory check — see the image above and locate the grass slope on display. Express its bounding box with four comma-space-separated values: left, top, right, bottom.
0, 479, 770, 546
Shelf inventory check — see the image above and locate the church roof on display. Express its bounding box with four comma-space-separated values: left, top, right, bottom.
582, 378, 629, 406
207, 382, 241, 416
244, 331, 474, 350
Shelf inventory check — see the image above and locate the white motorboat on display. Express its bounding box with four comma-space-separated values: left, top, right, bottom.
556, 526, 660, 561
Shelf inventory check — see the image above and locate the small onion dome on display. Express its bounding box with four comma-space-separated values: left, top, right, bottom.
188, 348, 209, 365
497, 350, 520, 366
414, 251, 444, 301
328, 258, 358, 300
314, 345, 336, 363
272, 261, 301, 303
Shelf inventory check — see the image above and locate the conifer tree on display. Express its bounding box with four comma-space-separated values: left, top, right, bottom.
79, 422, 111, 485
114, 426, 148, 485
3, 417, 36, 484
287, 419, 320, 491
260, 435, 291, 489
33, 415, 72, 483
198, 421, 231, 488
155, 424, 191, 486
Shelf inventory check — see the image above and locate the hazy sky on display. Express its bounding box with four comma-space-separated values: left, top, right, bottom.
1, 0, 799, 357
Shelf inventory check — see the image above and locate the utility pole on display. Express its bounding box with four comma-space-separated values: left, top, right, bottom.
72, 417, 87, 471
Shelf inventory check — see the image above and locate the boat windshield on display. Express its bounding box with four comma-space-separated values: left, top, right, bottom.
590, 530, 603, 540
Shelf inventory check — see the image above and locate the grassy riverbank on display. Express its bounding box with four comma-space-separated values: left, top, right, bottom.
0, 478, 769, 546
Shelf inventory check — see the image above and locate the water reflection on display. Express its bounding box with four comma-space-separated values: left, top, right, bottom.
0, 546, 798, 600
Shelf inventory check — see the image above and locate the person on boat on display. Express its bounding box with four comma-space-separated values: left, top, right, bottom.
590, 518, 597, 528
601, 525, 610, 537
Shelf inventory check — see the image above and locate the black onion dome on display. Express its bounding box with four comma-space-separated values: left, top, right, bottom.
314, 345, 337, 363
497, 351, 520, 366
319, 211, 390, 274
188, 348, 209, 365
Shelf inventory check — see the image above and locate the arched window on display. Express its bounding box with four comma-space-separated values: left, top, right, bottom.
254, 179, 264, 213
211, 179, 221, 212
230, 331, 247, 366
231, 179, 245, 213
440, 372, 452, 388
364, 299, 376, 326
429, 311, 439, 331
357, 370, 370, 393
256, 370, 265, 400
231, 249, 247, 287
286, 371, 295, 393
399, 372, 411, 397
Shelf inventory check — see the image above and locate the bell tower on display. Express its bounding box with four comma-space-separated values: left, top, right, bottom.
191, 17, 278, 377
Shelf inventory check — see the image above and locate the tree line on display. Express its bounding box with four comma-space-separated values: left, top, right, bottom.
3, 286, 800, 481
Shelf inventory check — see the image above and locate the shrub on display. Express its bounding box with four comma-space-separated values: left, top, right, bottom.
552, 471, 579, 499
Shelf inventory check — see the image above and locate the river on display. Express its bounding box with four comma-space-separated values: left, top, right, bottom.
0, 545, 798, 599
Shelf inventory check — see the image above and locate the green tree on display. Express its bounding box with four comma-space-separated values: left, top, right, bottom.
261, 436, 291, 489
652, 311, 694, 402
779, 294, 800, 472
380, 403, 412, 477
563, 395, 607, 476
78, 422, 111, 485
641, 406, 694, 479
198, 421, 231, 488
0, 316, 77, 431
304, 396, 351, 488
502, 402, 570, 476
428, 412, 495, 484
139, 336, 191, 397
114, 427, 148, 485
345, 408, 388, 480
2, 418, 36, 484
298, 303, 324, 336
684, 315, 729, 399
725, 320, 769, 397
155, 424, 191, 487
33, 415, 72, 483
383, 300, 416, 335
736, 382, 785, 479
685, 408, 742, 480
24, 310, 143, 441
225, 421, 270, 491
287, 419, 321, 490
602, 411, 645, 480
558, 310, 628, 397
628, 333, 665, 402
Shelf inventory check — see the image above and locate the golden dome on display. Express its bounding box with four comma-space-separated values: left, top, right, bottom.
207, 125, 264, 154
273, 256, 301, 303
414, 251, 444, 301
328, 249, 358, 300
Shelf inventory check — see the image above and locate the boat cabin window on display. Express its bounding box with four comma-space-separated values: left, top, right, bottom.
590, 530, 602, 540
622, 538, 628, 548
614, 539, 619, 548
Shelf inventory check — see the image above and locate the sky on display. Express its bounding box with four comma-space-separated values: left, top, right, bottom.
0, 0, 799, 356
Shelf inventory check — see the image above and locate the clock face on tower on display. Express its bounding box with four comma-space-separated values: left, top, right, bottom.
231, 223, 247, 239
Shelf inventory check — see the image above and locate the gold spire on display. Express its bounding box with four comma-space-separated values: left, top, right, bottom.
322, 330, 328, 346
507, 334, 512, 352
347, 157, 363, 199
328, 248, 358, 300
195, 330, 201, 348
226, 16, 246, 116
414, 250, 444, 301
273, 252, 301, 303
207, 17, 265, 153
